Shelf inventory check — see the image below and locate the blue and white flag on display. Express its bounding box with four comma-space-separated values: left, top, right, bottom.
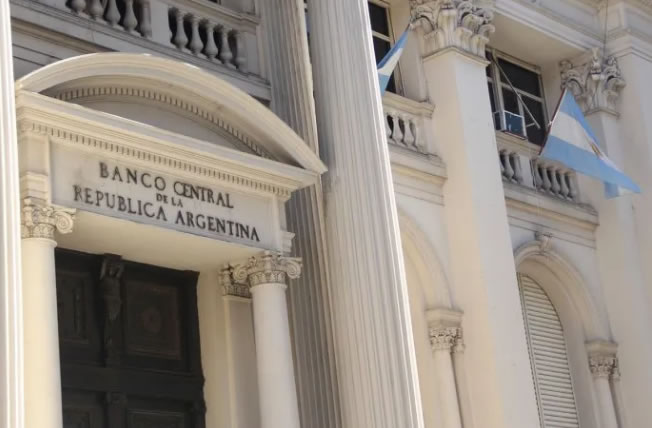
377, 29, 409, 96
541, 90, 640, 198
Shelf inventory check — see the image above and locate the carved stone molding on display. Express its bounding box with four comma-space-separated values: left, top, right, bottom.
560, 48, 626, 115
21, 198, 76, 240
534, 230, 553, 253
587, 340, 619, 379
232, 251, 302, 289
429, 326, 461, 351
410, 0, 495, 58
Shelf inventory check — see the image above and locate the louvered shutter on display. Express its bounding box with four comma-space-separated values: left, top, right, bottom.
518, 274, 580, 428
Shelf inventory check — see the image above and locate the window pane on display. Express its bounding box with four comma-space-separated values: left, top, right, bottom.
501, 88, 519, 114
369, 2, 390, 36
498, 59, 541, 97
524, 98, 546, 145
372, 37, 391, 64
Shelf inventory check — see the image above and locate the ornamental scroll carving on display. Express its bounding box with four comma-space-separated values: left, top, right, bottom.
410, 0, 495, 57
21, 198, 75, 240
560, 48, 626, 114
428, 326, 462, 351
224, 251, 302, 296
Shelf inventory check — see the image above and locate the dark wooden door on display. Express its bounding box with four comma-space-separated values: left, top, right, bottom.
55, 249, 205, 428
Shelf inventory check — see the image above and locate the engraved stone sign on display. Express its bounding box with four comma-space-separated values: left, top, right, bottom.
51, 145, 275, 248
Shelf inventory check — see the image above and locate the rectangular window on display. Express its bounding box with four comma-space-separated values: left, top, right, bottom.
368, 0, 397, 94
487, 50, 547, 145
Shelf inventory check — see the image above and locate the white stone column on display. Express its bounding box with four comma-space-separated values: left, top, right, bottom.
233, 252, 302, 428
412, 3, 540, 428
307, 1, 424, 427
587, 343, 619, 428
259, 1, 341, 426
0, 0, 24, 425
21, 198, 75, 428
428, 326, 463, 428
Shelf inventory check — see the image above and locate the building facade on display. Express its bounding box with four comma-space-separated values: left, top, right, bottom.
1, 0, 651, 428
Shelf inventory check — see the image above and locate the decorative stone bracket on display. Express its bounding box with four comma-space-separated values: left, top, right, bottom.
410, 0, 495, 58
21, 198, 76, 240
560, 47, 626, 115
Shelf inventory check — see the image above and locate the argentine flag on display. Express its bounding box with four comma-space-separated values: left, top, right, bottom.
541, 90, 640, 198
377, 29, 408, 96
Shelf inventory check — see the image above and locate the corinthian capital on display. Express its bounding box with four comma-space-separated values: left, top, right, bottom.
410, 0, 495, 58
560, 47, 626, 115
21, 198, 75, 240
232, 251, 302, 288
589, 353, 618, 379
428, 326, 460, 351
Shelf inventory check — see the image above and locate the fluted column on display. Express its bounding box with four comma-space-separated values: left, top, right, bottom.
588, 350, 619, 428
308, 1, 424, 428
259, 1, 341, 427
0, 2, 24, 425
429, 326, 463, 428
21, 198, 75, 428
233, 252, 302, 428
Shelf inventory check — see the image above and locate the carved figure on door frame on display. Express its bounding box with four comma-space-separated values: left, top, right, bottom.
100, 255, 124, 364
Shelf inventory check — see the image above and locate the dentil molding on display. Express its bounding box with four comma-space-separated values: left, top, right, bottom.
410, 0, 495, 58
21, 197, 75, 240
560, 47, 626, 115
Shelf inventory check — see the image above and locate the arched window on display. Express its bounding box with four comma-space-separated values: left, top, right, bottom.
518, 273, 581, 428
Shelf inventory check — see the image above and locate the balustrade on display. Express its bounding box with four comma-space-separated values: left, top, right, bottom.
532, 158, 578, 201
382, 93, 434, 154
499, 149, 523, 184
168, 8, 247, 71
67, 0, 152, 38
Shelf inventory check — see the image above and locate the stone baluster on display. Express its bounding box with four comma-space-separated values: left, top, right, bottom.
233, 252, 302, 428
204, 22, 219, 61
532, 160, 542, 189
234, 31, 247, 72
189, 15, 203, 57
541, 164, 552, 192
403, 116, 416, 147
138, 0, 152, 38
502, 151, 514, 182
122, 0, 138, 34
105, 0, 120, 27
385, 113, 393, 140
219, 27, 234, 67
172, 9, 188, 51
567, 174, 578, 201
70, 0, 86, 15
512, 153, 523, 184
21, 198, 75, 428
550, 167, 561, 195
88, 0, 103, 20
559, 170, 570, 198
391, 113, 403, 143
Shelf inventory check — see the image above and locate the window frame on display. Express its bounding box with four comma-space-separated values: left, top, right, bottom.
487, 48, 548, 145
368, 0, 403, 95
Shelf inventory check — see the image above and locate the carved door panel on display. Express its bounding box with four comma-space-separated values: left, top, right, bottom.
56, 249, 205, 428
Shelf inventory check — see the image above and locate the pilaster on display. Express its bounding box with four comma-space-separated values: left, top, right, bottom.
259, 1, 341, 426
563, 48, 652, 428
0, 0, 24, 424
419, 6, 540, 427
308, 1, 424, 427
586, 341, 620, 428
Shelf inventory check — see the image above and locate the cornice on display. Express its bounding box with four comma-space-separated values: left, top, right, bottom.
16, 92, 320, 200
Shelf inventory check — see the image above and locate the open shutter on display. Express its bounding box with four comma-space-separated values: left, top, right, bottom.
518, 274, 580, 428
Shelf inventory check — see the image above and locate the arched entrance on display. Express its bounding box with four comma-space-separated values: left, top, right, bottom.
16, 53, 324, 428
